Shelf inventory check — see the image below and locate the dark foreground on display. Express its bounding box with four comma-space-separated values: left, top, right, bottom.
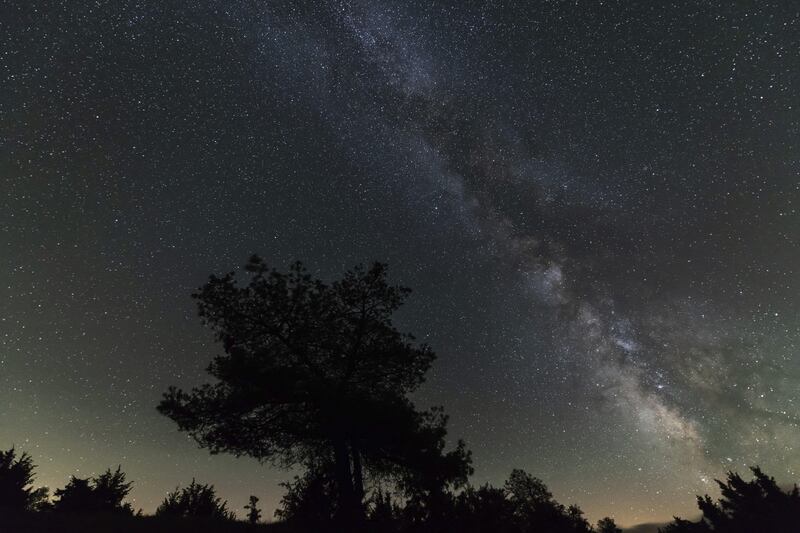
3, 514, 660, 533
1, 513, 285, 533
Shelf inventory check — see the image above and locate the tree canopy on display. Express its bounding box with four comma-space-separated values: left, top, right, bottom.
158, 258, 471, 527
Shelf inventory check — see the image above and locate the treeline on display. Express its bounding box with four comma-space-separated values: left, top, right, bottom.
3, 444, 800, 533
0, 445, 623, 532
0, 448, 245, 520
271, 465, 800, 533
4, 258, 798, 532
274, 465, 623, 532
0, 444, 626, 531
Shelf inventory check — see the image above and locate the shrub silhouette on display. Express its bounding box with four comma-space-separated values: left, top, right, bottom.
274, 467, 337, 531
661, 466, 800, 533
53, 467, 133, 514
155, 479, 234, 520
0, 447, 49, 514
158, 258, 471, 528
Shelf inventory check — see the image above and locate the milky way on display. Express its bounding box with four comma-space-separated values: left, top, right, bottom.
2, 1, 799, 526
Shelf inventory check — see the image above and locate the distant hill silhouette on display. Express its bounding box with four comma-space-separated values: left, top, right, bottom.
624, 523, 671, 533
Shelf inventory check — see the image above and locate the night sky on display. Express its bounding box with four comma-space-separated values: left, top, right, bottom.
2, 1, 799, 527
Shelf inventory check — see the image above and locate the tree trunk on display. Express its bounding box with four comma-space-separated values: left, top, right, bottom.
351, 441, 365, 504
333, 438, 359, 529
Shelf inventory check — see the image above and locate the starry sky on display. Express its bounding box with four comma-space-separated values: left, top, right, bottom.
2, 1, 799, 527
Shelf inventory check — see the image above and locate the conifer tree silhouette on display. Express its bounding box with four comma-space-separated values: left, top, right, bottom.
155, 479, 234, 520
661, 467, 800, 533
244, 495, 262, 524
0, 447, 49, 514
52, 467, 133, 514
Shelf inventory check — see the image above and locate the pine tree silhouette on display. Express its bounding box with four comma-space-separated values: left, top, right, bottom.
158, 258, 471, 529
661, 467, 800, 533
0, 448, 49, 514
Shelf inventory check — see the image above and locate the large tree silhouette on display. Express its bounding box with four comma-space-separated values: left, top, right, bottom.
158, 258, 471, 527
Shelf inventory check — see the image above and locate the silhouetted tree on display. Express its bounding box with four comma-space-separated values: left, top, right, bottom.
53, 467, 133, 514
597, 516, 623, 533
93, 467, 134, 513
452, 484, 518, 532
661, 467, 800, 533
506, 468, 553, 508
0, 447, 49, 514
244, 495, 261, 524
504, 469, 592, 533
565, 504, 592, 532
53, 477, 93, 513
156, 479, 234, 520
158, 258, 471, 528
